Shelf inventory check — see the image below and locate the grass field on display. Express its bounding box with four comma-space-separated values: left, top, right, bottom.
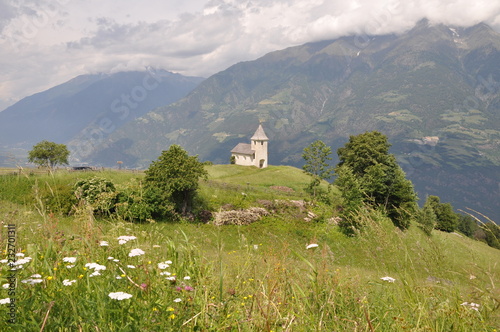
0, 166, 498, 331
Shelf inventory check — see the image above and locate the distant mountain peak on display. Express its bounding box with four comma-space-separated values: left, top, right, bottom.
0, 69, 204, 161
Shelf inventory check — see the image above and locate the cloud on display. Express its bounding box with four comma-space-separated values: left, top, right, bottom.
0, 0, 499, 111
0, 1, 17, 31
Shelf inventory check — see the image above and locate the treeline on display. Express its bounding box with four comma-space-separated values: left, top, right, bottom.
302, 131, 499, 249
417, 195, 500, 249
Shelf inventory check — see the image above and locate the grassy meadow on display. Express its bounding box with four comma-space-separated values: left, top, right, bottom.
0, 165, 499, 331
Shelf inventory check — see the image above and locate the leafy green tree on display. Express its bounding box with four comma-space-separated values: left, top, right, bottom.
302, 140, 334, 197
28, 140, 70, 168
482, 222, 500, 249
334, 131, 417, 230
416, 197, 437, 235
145, 145, 208, 217
334, 164, 365, 234
457, 214, 479, 237
426, 195, 458, 232
334, 165, 363, 214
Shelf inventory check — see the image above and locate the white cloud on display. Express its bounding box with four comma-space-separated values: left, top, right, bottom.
0, 0, 499, 111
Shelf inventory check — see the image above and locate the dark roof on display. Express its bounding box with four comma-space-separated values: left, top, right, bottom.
251, 124, 268, 141
230, 143, 254, 155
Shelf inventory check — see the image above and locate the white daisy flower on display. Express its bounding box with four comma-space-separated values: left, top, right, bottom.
0, 298, 10, 305
62, 279, 76, 286
85, 263, 106, 271
461, 302, 480, 311
173, 298, 182, 303
66, 265, 75, 269
128, 248, 145, 257
63, 257, 77, 263
306, 243, 319, 249
13, 258, 32, 265
109, 292, 132, 300
127, 265, 136, 269
117, 236, 137, 245
183, 276, 191, 280
21, 278, 43, 285
15, 253, 25, 257
158, 262, 170, 269
2, 284, 10, 289
99, 241, 109, 246
160, 272, 171, 276
90, 271, 101, 277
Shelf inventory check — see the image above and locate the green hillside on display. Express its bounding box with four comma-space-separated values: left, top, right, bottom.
0, 166, 499, 330
207, 164, 319, 190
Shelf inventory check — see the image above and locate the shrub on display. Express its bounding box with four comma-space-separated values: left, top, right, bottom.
36, 182, 77, 215
74, 177, 117, 215
115, 180, 156, 222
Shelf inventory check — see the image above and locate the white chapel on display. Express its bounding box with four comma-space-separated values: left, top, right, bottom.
230, 124, 269, 168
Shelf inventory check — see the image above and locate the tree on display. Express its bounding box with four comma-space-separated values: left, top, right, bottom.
28, 140, 70, 168
416, 197, 437, 235
302, 140, 334, 197
426, 195, 458, 232
482, 222, 500, 249
144, 145, 207, 217
334, 131, 417, 230
457, 214, 479, 237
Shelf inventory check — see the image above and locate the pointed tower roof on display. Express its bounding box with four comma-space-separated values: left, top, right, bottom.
251, 124, 269, 141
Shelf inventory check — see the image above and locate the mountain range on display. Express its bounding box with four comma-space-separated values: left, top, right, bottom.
0, 69, 204, 164
0, 19, 498, 221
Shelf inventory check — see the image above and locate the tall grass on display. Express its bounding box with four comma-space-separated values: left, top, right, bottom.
0, 201, 498, 331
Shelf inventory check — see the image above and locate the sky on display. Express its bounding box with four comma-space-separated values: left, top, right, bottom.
1, 0, 499, 111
